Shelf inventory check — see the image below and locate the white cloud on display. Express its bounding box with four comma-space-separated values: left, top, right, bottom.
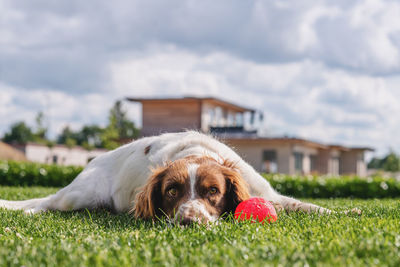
1, 0, 400, 156
3, 45, 400, 155
0, 83, 114, 138
108, 49, 400, 155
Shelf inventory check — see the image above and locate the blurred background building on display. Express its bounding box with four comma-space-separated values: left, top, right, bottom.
127, 96, 373, 176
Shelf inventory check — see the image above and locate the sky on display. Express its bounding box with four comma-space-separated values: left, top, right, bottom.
1, 0, 400, 157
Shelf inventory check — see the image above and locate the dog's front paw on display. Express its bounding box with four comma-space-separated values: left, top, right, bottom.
344, 208, 362, 216
24, 208, 45, 215
271, 202, 285, 212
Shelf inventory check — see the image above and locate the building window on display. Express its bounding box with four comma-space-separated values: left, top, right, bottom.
294, 152, 303, 173
227, 113, 234, 126
331, 156, 340, 175
208, 109, 215, 127
52, 155, 58, 164
262, 150, 277, 173
310, 155, 317, 172
235, 113, 243, 126
215, 107, 223, 126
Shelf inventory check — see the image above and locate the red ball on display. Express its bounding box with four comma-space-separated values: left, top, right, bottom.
234, 197, 278, 224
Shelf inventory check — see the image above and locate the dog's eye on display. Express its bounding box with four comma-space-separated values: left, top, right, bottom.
167, 187, 177, 197
209, 187, 218, 195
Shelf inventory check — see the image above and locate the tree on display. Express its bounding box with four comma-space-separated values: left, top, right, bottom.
368, 150, 400, 172
57, 126, 79, 148
2, 111, 50, 145
34, 111, 47, 140
100, 126, 120, 150
57, 126, 79, 145
4, 101, 140, 150
367, 157, 381, 169
57, 125, 104, 149
109, 100, 140, 140
2, 122, 35, 144
100, 100, 140, 149
80, 125, 103, 148
382, 152, 400, 172
65, 137, 77, 148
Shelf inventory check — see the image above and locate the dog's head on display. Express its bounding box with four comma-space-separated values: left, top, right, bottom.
133, 156, 250, 224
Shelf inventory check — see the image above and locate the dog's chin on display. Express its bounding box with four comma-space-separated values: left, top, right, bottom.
173, 200, 219, 225
172, 216, 221, 227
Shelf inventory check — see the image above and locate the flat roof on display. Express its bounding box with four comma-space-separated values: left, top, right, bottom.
329, 144, 374, 151
125, 96, 256, 113
328, 145, 351, 151
348, 147, 375, 152
225, 137, 374, 151
224, 137, 329, 149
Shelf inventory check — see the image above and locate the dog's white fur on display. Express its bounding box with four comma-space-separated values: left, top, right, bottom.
0, 131, 331, 216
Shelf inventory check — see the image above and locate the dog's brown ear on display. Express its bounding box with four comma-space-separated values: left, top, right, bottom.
133, 166, 166, 219
221, 160, 250, 214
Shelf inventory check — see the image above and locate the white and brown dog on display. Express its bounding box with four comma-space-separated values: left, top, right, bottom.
0, 131, 333, 224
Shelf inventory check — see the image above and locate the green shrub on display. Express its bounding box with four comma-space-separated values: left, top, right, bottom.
0, 160, 82, 187
264, 174, 400, 198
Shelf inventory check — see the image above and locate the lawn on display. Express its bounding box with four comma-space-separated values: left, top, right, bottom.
0, 186, 399, 267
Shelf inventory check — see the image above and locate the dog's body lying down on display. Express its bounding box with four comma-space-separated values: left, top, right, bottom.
0, 131, 332, 224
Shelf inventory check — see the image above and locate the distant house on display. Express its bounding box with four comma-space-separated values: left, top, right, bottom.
127, 96, 373, 176
126, 96, 257, 136
12, 143, 107, 166
224, 138, 371, 176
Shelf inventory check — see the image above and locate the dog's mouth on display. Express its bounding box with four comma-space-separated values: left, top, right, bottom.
173, 200, 219, 225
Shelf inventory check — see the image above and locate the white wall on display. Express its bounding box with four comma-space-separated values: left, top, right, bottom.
24, 144, 107, 166
225, 141, 292, 174
292, 145, 318, 175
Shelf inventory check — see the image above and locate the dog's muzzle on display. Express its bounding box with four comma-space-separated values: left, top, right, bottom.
174, 200, 218, 225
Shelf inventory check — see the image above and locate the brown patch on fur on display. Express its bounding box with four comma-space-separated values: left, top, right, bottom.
195, 162, 230, 217
144, 145, 151, 155
133, 165, 166, 219
133, 159, 191, 219
220, 161, 251, 214
158, 159, 195, 217
133, 156, 250, 222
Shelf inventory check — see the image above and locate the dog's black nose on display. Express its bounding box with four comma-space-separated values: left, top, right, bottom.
180, 217, 195, 226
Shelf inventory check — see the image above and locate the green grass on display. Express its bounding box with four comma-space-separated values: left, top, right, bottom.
0, 187, 399, 267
